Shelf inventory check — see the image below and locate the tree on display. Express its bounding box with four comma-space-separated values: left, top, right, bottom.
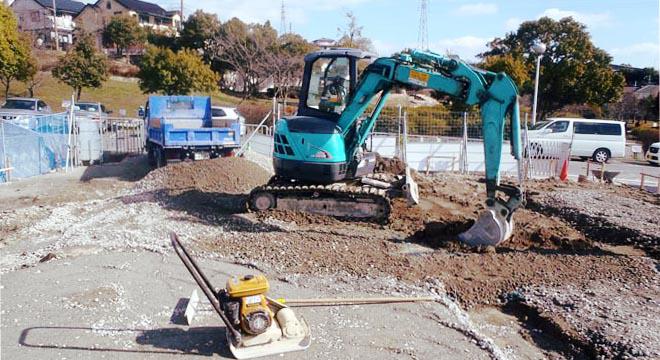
52, 34, 108, 99
137, 46, 219, 95
180, 10, 221, 53
336, 12, 374, 52
209, 18, 278, 96
263, 33, 312, 104
480, 53, 530, 88
0, 4, 36, 98
618, 65, 659, 86
481, 17, 625, 120
103, 15, 145, 57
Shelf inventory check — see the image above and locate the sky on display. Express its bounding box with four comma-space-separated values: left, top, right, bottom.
89, 0, 659, 68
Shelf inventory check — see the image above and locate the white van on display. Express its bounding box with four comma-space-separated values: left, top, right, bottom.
527, 118, 626, 162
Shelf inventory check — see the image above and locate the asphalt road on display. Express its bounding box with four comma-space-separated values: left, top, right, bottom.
567, 158, 660, 192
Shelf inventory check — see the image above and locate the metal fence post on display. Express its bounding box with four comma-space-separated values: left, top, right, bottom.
523, 113, 530, 180
461, 112, 468, 174
1, 120, 6, 177
402, 111, 408, 164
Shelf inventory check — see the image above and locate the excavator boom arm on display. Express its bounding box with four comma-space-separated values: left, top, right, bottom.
336, 49, 523, 244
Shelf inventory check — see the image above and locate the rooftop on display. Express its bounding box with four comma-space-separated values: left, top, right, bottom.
34, 0, 86, 14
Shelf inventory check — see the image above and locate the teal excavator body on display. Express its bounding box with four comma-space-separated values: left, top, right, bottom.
254, 48, 524, 245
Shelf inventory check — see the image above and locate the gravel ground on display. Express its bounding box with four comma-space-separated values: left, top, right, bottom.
1, 153, 659, 359
529, 185, 659, 258
519, 280, 660, 359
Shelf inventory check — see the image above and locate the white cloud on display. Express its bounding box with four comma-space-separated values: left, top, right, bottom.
539, 8, 612, 28
431, 36, 492, 62
610, 42, 660, 67
372, 39, 401, 57
505, 17, 522, 32
454, 2, 498, 16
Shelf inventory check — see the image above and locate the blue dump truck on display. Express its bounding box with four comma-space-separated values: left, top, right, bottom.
145, 96, 241, 167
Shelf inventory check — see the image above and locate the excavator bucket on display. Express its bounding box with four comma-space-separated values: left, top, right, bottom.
458, 202, 513, 246
403, 167, 419, 205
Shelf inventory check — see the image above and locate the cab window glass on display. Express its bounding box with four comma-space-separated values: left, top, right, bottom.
548, 121, 568, 133
37, 101, 47, 111
306, 57, 350, 115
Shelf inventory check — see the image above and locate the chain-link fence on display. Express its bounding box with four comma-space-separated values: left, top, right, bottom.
0, 113, 69, 183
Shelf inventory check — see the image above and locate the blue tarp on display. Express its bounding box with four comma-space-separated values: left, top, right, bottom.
0, 114, 69, 182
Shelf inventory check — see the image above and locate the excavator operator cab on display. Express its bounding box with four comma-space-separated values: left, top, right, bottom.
298, 48, 375, 121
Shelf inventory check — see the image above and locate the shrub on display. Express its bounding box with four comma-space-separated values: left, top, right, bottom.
108, 61, 139, 77
237, 102, 272, 124
630, 126, 659, 152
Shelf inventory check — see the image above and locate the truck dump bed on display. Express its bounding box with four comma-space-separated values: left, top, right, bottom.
146, 96, 240, 148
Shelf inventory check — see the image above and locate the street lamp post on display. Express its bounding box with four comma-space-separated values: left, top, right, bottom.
530, 41, 546, 127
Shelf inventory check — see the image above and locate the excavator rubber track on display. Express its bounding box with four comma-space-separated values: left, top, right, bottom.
248, 174, 404, 222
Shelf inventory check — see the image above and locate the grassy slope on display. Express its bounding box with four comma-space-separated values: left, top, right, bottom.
6, 72, 244, 116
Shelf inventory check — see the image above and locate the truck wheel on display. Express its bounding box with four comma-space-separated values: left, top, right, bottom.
155, 147, 166, 168
147, 146, 156, 166
249, 192, 276, 211
592, 148, 610, 163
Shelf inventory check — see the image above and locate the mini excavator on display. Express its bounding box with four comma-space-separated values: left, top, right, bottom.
249, 48, 523, 246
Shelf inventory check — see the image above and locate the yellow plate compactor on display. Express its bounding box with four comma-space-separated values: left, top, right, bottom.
171, 233, 311, 359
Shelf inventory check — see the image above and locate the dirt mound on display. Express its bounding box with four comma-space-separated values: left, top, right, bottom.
136, 157, 272, 195
375, 155, 406, 175
395, 173, 591, 252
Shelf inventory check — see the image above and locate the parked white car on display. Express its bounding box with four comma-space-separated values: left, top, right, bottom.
646, 142, 660, 166
527, 118, 626, 162
211, 106, 246, 135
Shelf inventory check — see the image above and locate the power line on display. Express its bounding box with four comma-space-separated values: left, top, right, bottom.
418, 0, 429, 50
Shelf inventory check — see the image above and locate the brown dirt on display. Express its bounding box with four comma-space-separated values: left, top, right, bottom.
127, 159, 658, 337
136, 157, 272, 195
375, 155, 406, 175
194, 172, 656, 310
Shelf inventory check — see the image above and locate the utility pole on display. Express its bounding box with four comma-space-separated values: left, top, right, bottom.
180, 0, 184, 27
51, 0, 60, 51
417, 0, 429, 50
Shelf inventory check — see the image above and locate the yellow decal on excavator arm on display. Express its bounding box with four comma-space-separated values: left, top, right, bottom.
408, 69, 430, 87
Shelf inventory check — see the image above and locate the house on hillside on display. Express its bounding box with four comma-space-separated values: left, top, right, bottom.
10, 0, 86, 49
633, 85, 659, 100
75, 0, 181, 50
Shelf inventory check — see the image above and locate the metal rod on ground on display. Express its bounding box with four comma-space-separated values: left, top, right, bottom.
235, 111, 273, 157
278, 296, 439, 307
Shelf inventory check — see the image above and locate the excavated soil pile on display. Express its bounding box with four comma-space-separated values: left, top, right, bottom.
375, 155, 406, 175
136, 157, 272, 195
129, 157, 272, 215
403, 173, 591, 252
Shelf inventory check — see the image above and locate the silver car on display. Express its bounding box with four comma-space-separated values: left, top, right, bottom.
0, 97, 52, 120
